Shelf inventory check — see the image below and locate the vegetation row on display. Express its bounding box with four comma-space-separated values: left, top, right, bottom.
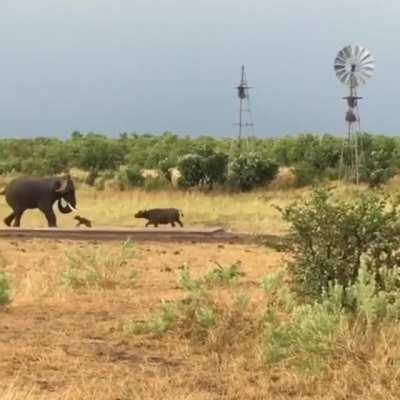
0, 131, 397, 190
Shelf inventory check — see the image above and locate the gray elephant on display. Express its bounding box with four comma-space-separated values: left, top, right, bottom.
1, 175, 77, 227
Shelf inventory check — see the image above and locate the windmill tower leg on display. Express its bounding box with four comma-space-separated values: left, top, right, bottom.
234, 65, 255, 154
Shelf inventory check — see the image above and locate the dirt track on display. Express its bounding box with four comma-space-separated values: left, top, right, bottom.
0, 226, 231, 240
0, 226, 284, 245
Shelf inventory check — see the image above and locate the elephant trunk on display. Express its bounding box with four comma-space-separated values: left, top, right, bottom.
58, 198, 75, 214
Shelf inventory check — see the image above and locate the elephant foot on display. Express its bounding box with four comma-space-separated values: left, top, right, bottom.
4, 214, 14, 227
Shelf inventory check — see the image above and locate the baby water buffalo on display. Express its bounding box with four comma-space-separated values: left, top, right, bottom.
135, 208, 184, 227
74, 215, 92, 228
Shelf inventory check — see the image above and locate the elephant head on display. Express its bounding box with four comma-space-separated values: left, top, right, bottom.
55, 175, 77, 214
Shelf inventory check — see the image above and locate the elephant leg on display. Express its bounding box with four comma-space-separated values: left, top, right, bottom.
13, 210, 25, 227
145, 221, 150, 227
177, 219, 183, 227
4, 212, 15, 227
171, 222, 176, 227
39, 207, 57, 227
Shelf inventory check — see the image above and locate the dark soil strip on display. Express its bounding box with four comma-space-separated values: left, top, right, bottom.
0, 227, 288, 249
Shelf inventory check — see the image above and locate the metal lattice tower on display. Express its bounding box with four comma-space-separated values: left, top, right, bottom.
334, 45, 375, 184
234, 65, 255, 151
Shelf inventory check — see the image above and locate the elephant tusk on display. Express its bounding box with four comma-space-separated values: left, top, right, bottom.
65, 201, 78, 212
68, 203, 78, 212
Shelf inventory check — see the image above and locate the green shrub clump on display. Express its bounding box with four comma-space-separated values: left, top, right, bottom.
279, 187, 400, 302
0, 271, 10, 305
227, 152, 278, 191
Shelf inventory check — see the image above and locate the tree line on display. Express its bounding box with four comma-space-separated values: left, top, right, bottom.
0, 131, 398, 190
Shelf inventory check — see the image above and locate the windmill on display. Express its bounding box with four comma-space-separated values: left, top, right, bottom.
334, 45, 375, 184
234, 65, 255, 152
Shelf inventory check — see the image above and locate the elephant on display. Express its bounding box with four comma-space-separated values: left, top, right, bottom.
1, 175, 77, 228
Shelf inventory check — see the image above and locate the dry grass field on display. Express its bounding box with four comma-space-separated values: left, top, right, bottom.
0, 184, 301, 235
1, 184, 400, 399
0, 239, 284, 399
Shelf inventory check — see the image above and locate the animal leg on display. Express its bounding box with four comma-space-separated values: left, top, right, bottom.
145, 221, 150, 227
171, 222, 176, 227
13, 210, 25, 227
4, 212, 15, 227
177, 219, 183, 227
42, 209, 57, 227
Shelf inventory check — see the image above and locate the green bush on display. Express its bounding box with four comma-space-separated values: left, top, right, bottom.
177, 149, 228, 189
292, 162, 320, 187
263, 273, 347, 371
262, 264, 400, 371
0, 271, 10, 305
360, 149, 395, 187
278, 188, 400, 301
118, 165, 145, 189
227, 152, 278, 191
177, 154, 206, 188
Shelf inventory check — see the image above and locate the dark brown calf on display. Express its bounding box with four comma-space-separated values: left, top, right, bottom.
74, 215, 92, 228
134, 208, 184, 228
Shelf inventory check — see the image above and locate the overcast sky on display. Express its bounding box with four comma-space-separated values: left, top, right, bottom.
0, 0, 396, 138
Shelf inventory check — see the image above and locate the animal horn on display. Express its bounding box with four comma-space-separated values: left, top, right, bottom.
55, 179, 68, 193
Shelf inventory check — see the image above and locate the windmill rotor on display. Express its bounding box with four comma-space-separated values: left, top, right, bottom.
334, 45, 375, 88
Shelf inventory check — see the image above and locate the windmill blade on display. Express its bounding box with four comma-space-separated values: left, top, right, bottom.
334, 45, 375, 87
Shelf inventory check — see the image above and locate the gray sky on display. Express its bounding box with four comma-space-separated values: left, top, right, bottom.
0, 0, 396, 138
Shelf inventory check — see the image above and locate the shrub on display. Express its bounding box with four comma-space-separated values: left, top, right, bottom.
177, 154, 205, 188
263, 264, 400, 371
118, 165, 144, 189
125, 263, 247, 340
292, 162, 320, 187
263, 280, 347, 371
0, 271, 10, 306
125, 302, 177, 336
177, 150, 228, 189
203, 262, 245, 286
201, 151, 229, 189
278, 187, 400, 301
227, 152, 278, 191
60, 241, 137, 289
360, 149, 395, 187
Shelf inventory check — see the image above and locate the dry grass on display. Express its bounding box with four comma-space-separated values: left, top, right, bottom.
1, 184, 400, 398
0, 237, 400, 399
0, 239, 281, 399
0, 185, 306, 235
0, 177, 385, 235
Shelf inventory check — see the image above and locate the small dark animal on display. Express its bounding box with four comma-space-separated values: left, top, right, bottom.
134, 208, 184, 227
74, 215, 92, 228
